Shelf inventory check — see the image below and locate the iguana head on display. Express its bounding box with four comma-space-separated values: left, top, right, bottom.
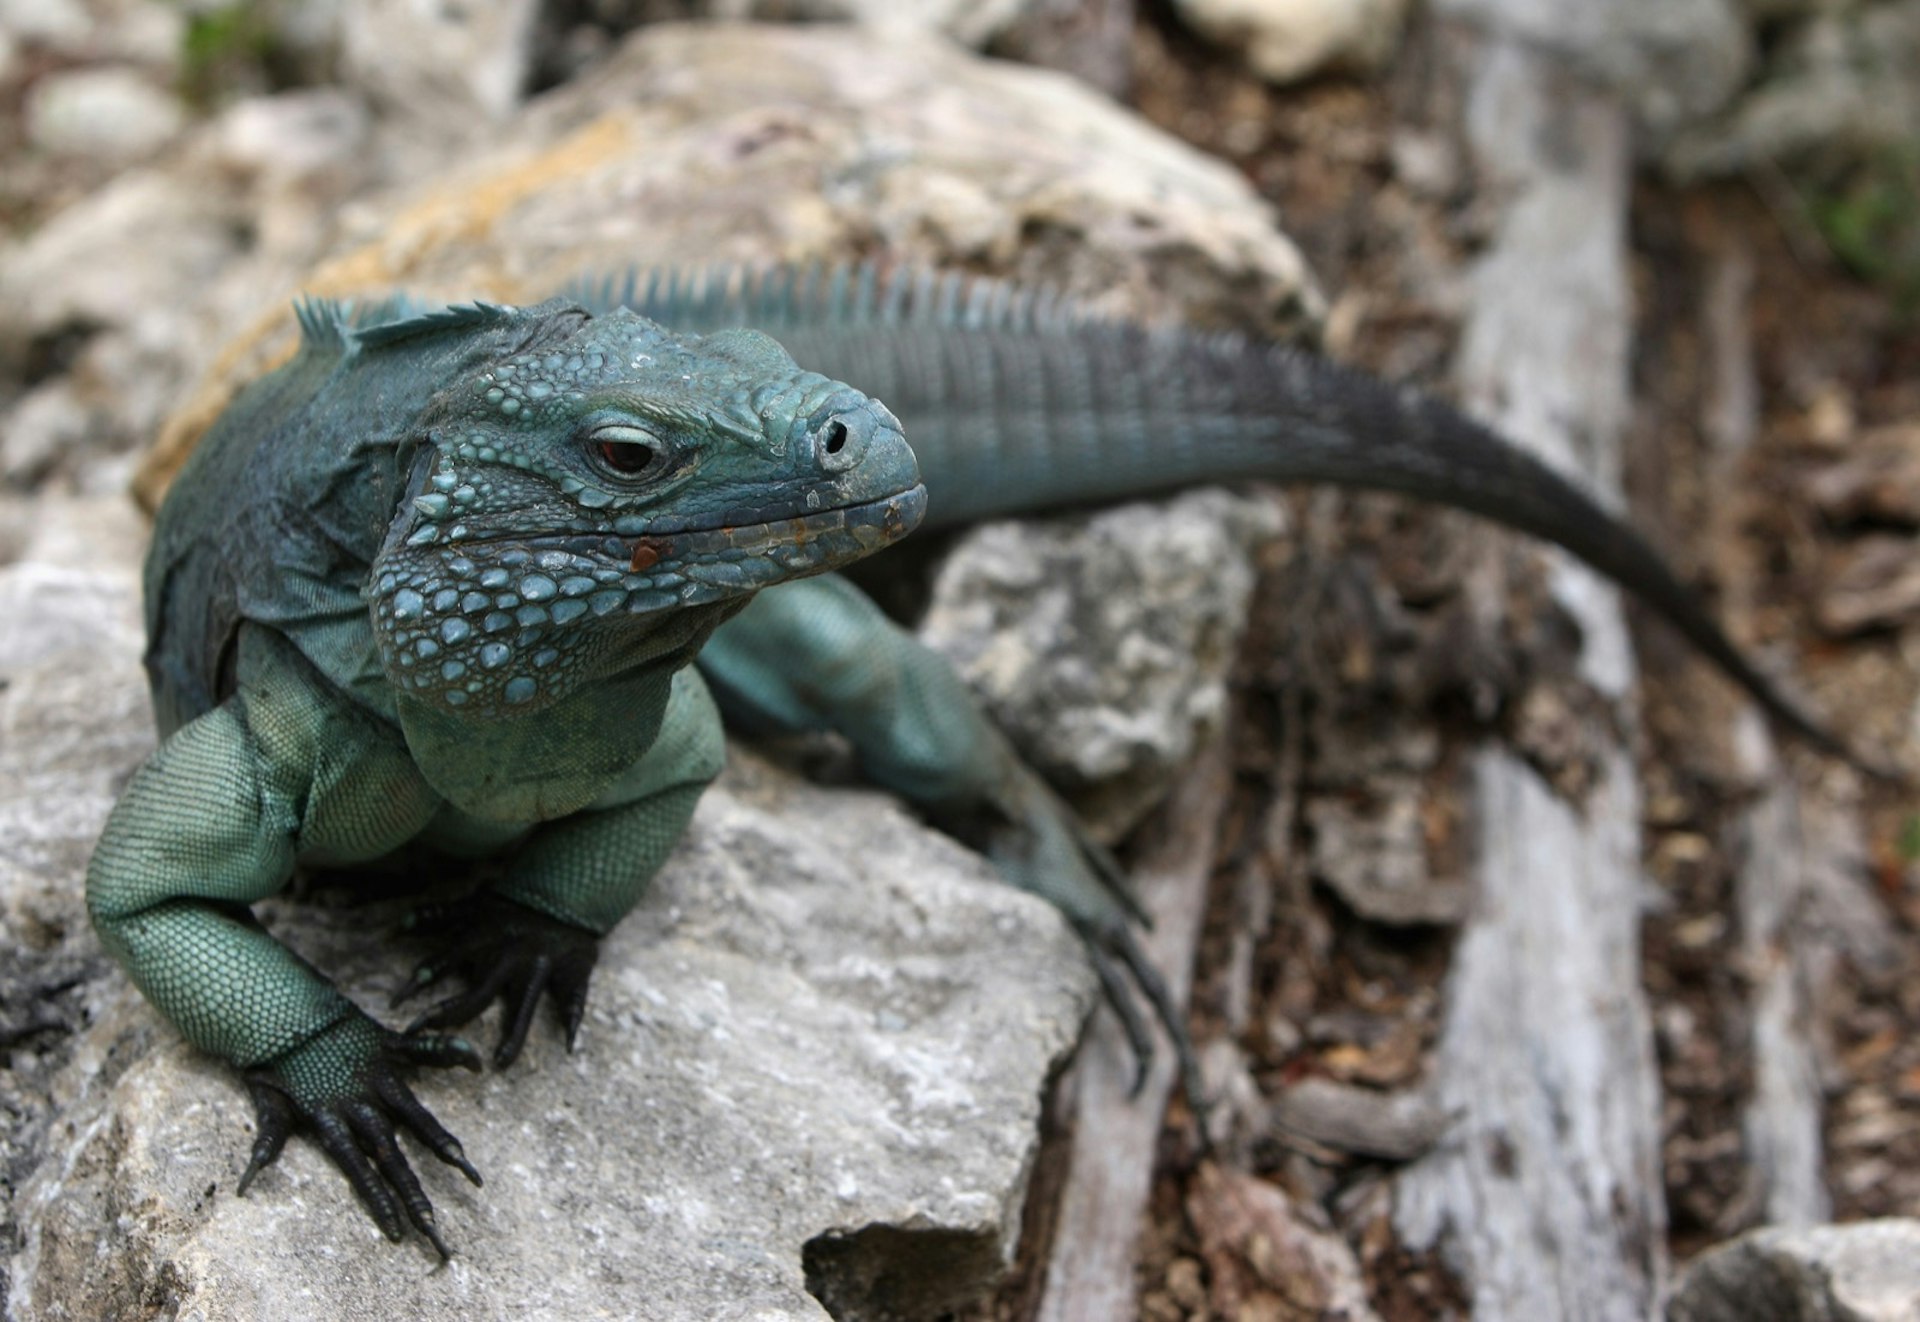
364, 301, 925, 715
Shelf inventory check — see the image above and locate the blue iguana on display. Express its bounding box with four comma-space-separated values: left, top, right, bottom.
90, 264, 1872, 1255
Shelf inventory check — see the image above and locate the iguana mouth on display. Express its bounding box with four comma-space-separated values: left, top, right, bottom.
598, 481, 927, 611
371, 484, 927, 709
621, 481, 926, 583
377, 482, 927, 645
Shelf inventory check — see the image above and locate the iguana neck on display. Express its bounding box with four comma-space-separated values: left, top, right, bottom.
396, 601, 738, 823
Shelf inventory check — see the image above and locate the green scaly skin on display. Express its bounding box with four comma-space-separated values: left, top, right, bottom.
90, 295, 923, 1254
94, 265, 1875, 1256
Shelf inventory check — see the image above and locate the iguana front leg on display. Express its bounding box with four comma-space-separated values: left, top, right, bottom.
87, 628, 481, 1254
698, 575, 1200, 1098
400, 667, 725, 1067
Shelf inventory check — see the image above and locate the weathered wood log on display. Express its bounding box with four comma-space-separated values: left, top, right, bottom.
1390, 12, 1671, 1318
1035, 735, 1232, 1322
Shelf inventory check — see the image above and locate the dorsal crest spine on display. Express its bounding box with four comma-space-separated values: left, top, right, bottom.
565, 260, 1126, 338
291, 293, 539, 356
292, 296, 354, 352
350, 301, 524, 350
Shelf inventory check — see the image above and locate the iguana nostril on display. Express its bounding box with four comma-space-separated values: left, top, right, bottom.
816, 411, 869, 473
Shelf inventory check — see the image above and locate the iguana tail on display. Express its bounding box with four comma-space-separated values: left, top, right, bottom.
582, 263, 1882, 774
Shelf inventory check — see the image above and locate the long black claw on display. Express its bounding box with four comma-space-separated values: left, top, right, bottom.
417, 1209, 453, 1262
394, 1031, 485, 1074
1109, 925, 1208, 1129
443, 1139, 483, 1188
242, 1014, 483, 1255
400, 892, 602, 1065
238, 1081, 294, 1196
371, 1069, 484, 1188
1083, 936, 1156, 1095
346, 1100, 449, 1259
312, 1109, 404, 1241
493, 958, 550, 1068
559, 976, 591, 1053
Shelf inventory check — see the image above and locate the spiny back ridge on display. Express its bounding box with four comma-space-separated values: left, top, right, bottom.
292, 296, 354, 353
351, 300, 524, 350
567, 260, 1137, 338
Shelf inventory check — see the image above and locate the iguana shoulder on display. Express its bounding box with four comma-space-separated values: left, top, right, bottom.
141, 297, 591, 731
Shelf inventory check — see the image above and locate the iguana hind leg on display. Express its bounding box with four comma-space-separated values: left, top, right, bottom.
698, 574, 1203, 1100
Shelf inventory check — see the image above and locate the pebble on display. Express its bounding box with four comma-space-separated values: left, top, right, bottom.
26, 66, 187, 163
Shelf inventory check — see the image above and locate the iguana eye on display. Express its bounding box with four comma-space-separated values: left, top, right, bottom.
589, 423, 666, 479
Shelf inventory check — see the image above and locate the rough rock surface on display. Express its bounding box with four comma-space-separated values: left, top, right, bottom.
1171, 0, 1413, 82
0, 0, 182, 64
681, 0, 1045, 45
0, 98, 376, 494
1669, 1220, 1920, 1322
919, 489, 1288, 840
23, 66, 186, 163
0, 504, 1094, 1322
336, 0, 544, 149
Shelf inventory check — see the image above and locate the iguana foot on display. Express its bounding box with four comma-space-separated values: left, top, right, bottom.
238, 1011, 482, 1258
1074, 912, 1206, 1121
395, 893, 600, 1067
966, 760, 1210, 1129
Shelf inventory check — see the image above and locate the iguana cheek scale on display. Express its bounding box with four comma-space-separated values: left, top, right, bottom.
90, 264, 1877, 1257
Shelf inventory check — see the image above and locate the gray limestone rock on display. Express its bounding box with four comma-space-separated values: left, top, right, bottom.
683, 0, 1045, 45
23, 66, 186, 163
337, 0, 543, 147
1669, 1221, 1920, 1322
0, 0, 94, 50
1170, 0, 1414, 83
0, 503, 1095, 1322
0, 161, 282, 489
0, 498, 151, 1322
0, 0, 182, 66
918, 488, 1288, 841
0, 87, 378, 491
0, 383, 91, 488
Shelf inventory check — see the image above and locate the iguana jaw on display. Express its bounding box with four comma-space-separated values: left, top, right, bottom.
368, 480, 925, 716
604, 479, 925, 610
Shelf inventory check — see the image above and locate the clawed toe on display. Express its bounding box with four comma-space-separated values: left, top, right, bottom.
398, 892, 601, 1067
236, 1013, 485, 1256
